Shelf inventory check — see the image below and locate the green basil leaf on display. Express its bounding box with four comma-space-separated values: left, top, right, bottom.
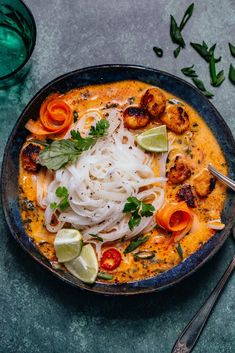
170, 15, 185, 47
229, 64, 235, 84
124, 235, 149, 254
153, 46, 163, 57
229, 43, 235, 57
179, 3, 194, 30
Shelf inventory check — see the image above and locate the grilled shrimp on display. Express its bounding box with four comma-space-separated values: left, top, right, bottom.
193, 169, 216, 197
167, 156, 191, 184
161, 105, 189, 134
123, 106, 150, 129
141, 88, 166, 118
22, 143, 42, 172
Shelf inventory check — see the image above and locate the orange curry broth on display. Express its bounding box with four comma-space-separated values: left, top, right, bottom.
19, 80, 227, 283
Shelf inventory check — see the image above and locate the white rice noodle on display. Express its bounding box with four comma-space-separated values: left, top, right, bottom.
36, 169, 54, 209
207, 219, 225, 230
43, 111, 166, 250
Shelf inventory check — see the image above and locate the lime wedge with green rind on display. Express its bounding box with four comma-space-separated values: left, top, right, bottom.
136, 125, 168, 152
54, 229, 83, 263
65, 244, 98, 284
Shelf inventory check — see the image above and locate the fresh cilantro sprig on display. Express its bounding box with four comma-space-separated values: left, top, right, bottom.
123, 197, 155, 231
50, 186, 70, 211
89, 119, 110, 137
38, 119, 109, 170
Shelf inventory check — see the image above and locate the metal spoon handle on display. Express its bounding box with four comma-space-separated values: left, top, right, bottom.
171, 255, 235, 353
208, 164, 235, 192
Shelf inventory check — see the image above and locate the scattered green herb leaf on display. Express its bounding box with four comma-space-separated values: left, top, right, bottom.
153, 46, 163, 57
50, 186, 70, 211
209, 49, 225, 87
97, 271, 113, 280
50, 202, 57, 210
229, 43, 235, 57
181, 65, 197, 77
192, 77, 214, 98
174, 46, 181, 58
89, 119, 110, 137
123, 197, 155, 231
89, 233, 103, 242
190, 42, 221, 63
170, 3, 194, 57
229, 64, 235, 84
124, 235, 149, 254
176, 242, 183, 260
73, 110, 78, 123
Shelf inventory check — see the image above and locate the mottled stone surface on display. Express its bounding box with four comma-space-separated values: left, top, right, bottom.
0, 0, 235, 352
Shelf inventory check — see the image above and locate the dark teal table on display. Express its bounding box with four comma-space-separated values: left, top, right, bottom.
0, 1, 234, 352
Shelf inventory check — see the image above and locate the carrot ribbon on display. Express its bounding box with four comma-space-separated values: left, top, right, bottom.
25, 93, 72, 136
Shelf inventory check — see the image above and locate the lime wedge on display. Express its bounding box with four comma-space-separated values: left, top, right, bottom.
136, 125, 168, 152
65, 244, 98, 284
54, 229, 83, 263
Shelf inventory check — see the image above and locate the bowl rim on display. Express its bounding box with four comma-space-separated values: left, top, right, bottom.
1, 63, 235, 295
0, 0, 37, 81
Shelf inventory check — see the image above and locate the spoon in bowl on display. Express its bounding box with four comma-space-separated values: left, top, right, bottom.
171, 165, 235, 353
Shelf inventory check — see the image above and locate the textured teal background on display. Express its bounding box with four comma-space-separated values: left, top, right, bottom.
0, 1, 235, 352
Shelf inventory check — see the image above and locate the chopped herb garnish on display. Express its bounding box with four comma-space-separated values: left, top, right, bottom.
229, 64, 235, 85
89, 233, 103, 242
181, 65, 197, 77
89, 119, 110, 137
192, 77, 214, 98
190, 41, 221, 63
209, 47, 225, 87
170, 3, 194, 58
176, 242, 183, 260
97, 272, 113, 280
124, 235, 149, 254
153, 46, 163, 57
123, 197, 155, 231
73, 110, 78, 122
229, 43, 235, 58
50, 186, 70, 211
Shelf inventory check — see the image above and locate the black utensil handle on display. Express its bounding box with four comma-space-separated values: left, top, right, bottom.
171, 255, 235, 353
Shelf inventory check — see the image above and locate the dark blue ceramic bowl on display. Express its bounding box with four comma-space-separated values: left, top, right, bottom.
1, 65, 235, 295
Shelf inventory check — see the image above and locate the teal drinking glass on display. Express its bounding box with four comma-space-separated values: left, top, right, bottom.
0, 0, 36, 87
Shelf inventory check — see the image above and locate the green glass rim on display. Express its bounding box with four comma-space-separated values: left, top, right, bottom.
0, 0, 37, 82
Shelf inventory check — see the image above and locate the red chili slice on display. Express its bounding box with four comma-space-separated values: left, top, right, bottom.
100, 248, 122, 271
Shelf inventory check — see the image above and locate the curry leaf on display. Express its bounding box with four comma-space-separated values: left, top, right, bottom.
174, 46, 181, 58
170, 15, 185, 47
190, 41, 221, 63
192, 77, 214, 98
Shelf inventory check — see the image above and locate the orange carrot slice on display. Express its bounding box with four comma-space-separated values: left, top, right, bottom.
155, 201, 193, 232
25, 93, 72, 136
